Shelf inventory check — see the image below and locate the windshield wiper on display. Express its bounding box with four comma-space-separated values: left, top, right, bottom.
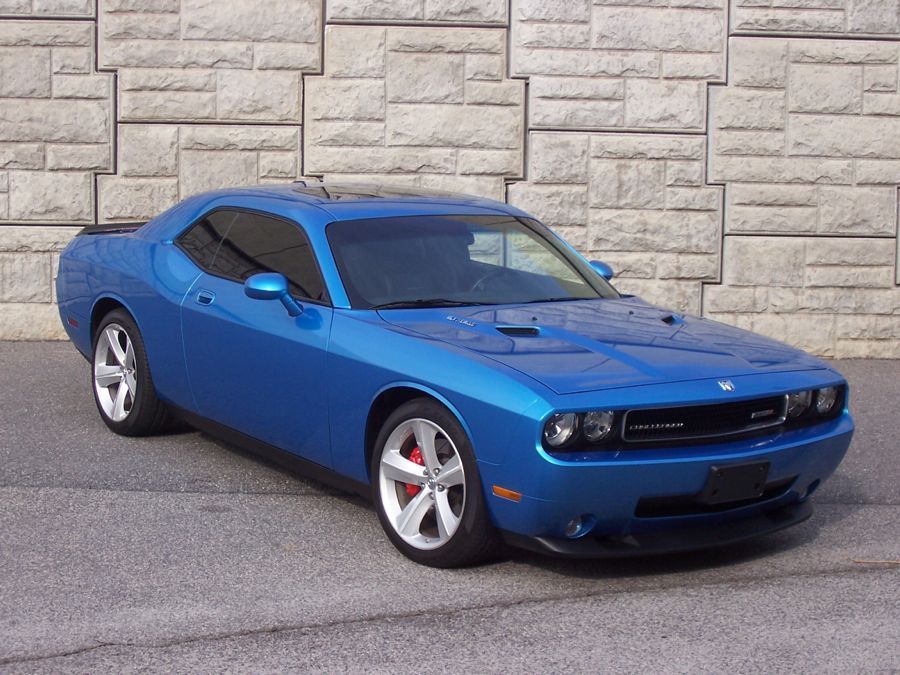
371, 298, 489, 310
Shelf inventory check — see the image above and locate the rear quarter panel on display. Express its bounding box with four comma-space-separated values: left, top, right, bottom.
57, 231, 202, 411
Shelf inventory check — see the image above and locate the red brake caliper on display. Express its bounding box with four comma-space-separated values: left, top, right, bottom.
405, 446, 425, 497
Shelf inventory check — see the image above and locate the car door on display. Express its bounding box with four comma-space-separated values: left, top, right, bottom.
179, 208, 334, 468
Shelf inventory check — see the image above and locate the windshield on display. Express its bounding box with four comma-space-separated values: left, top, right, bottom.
326, 214, 619, 309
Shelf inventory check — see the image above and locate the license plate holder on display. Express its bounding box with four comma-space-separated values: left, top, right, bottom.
699, 461, 770, 505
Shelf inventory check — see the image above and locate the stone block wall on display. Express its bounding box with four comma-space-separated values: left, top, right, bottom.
0, 0, 898, 356
305, 24, 525, 200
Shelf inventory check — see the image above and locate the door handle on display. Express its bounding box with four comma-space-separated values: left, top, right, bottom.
196, 290, 215, 306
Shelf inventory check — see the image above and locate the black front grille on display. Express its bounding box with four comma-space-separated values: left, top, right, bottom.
622, 395, 787, 443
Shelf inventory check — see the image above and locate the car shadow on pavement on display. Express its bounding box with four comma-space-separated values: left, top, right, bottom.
187, 424, 871, 580
194, 430, 373, 501
505, 529, 818, 579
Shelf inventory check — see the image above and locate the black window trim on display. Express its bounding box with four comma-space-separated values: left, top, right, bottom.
175, 206, 332, 307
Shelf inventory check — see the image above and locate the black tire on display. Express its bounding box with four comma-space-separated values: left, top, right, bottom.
91, 309, 171, 436
371, 398, 500, 568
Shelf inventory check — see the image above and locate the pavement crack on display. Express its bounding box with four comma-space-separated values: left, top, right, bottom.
815, 500, 899, 506
0, 484, 344, 498
0, 641, 129, 666
3, 564, 894, 666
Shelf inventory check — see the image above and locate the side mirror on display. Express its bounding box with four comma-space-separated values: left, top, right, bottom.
244, 272, 303, 317
589, 260, 615, 281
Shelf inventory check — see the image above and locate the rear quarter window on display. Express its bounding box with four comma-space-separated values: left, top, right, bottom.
176, 211, 237, 270
178, 208, 328, 304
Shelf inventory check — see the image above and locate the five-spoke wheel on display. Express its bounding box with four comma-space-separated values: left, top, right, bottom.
372, 398, 499, 567
93, 322, 137, 422
378, 418, 466, 550
91, 309, 171, 436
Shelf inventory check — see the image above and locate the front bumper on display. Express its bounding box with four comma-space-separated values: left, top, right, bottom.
480, 414, 853, 556
501, 499, 812, 558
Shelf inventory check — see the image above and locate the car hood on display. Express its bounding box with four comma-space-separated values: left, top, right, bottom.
379, 297, 827, 395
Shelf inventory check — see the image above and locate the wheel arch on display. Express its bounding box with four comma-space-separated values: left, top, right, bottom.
364, 383, 474, 480
90, 295, 139, 344
89, 294, 174, 436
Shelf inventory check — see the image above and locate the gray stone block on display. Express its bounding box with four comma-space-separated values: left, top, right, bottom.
593, 7, 724, 52
0, 252, 51, 302
98, 176, 178, 221
789, 64, 863, 114
0, 48, 51, 98
624, 79, 705, 129
387, 53, 465, 103
8, 171, 92, 222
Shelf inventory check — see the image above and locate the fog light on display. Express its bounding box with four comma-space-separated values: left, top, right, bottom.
787, 390, 812, 418
564, 514, 596, 539
815, 387, 838, 415
544, 413, 577, 448
565, 517, 584, 538
583, 410, 614, 442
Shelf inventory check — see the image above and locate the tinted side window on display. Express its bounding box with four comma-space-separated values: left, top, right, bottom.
210, 211, 327, 303
177, 210, 237, 270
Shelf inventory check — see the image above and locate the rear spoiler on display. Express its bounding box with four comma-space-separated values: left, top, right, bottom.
78, 221, 146, 236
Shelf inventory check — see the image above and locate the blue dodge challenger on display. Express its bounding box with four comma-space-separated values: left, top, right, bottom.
57, 182, 854, 567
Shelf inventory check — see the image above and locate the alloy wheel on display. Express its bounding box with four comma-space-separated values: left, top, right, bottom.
93, 323, 137, 422
378, 418, 466, 550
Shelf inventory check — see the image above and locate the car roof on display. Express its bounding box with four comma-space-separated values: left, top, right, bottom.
207, 181, 519, 220
142, 181, 533, 245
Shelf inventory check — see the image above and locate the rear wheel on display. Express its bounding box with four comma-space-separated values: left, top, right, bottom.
92, 309, 170, 436
372, 398, 499, 567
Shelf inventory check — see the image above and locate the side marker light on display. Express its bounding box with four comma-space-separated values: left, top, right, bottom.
492, 485, 522, 503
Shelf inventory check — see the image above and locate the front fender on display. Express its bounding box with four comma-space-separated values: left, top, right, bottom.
326, 309, 548, 485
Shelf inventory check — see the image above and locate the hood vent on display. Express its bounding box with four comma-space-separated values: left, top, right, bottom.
496, 325, 541, 337
661, 314, 684, 326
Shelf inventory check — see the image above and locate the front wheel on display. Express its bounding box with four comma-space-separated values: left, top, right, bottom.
92, 309, 171, 436
372, 398, 500, 567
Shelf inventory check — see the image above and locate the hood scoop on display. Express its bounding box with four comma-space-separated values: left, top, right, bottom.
496, 325, 541, 337
661, 314, 685, 326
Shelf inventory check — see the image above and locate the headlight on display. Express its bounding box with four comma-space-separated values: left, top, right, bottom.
543, 413, 577, 447
583, 410, 614, 442
787, 390, 812, 418
815, 387, 839, 415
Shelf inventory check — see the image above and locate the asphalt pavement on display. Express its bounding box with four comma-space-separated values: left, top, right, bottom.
0, 342, 897, 673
